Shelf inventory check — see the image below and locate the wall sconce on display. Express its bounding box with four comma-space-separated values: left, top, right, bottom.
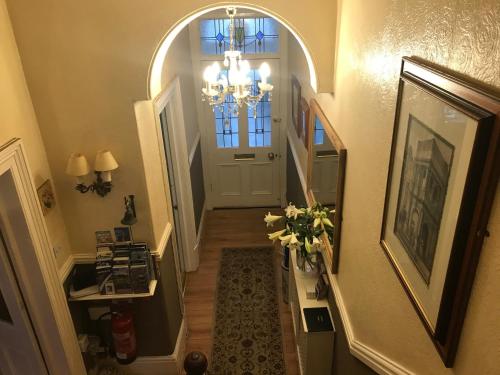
66, 150, 119, 197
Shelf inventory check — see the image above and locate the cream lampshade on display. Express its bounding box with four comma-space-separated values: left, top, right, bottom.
66, 153, 90, 183
94, 150, 119, 182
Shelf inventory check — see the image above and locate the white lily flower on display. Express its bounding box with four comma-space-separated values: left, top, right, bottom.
314, 217, 321, 228
279, 234, 292, 246
288, 232, 303, 251
285, 204, 304, 220
330, 208, 336, 215
322, 218, 334, 227
312, 236, 322, 252
264, 212, 283, 227
305, 237, 312, 253
268, 229, 286, 242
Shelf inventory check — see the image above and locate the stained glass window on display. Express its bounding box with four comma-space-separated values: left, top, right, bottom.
215, 93, 239, 148
247, 69, 272, 147
200, 17, 279, 55
314, 116, 325, 145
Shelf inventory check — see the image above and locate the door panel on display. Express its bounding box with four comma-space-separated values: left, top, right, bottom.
216, 164, 242, 196
0, 234, 47, 375
206, 59, 281, 208
249, 162, 274, 195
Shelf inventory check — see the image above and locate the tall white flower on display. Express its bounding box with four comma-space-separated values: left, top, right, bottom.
279, 234, 292, 247
312, 236, 322, 252
314, 217, 321, 228
322, 218, 334, 227
268, 229, 287, 242
288, 232, 303, 251
285, 203, 304, 220
264, 212, 283, 227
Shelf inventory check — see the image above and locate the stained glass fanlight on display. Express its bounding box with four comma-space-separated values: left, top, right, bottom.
201, 7, 273, 124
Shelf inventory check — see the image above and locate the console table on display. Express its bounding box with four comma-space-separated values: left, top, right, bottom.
289, 249, 335, 375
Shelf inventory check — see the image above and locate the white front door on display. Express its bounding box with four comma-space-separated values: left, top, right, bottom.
206, 59, 281, 208
0, 233, 48, 375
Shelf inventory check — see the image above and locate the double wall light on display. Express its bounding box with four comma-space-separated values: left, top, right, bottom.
66, 150, 118, 197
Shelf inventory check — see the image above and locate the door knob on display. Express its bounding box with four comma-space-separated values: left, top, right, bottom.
268, 152, 277, 160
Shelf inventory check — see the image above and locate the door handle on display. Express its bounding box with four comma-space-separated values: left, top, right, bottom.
268, 152, 277, 161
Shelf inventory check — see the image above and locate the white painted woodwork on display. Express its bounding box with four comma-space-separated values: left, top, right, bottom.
289, 249, 334, 375
205, 58, 282, 208
0, 232, 48, 375
0, 139, 86, 374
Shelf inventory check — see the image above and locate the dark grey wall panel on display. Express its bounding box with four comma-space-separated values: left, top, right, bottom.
286, 140, 307, 207
190, 141, 205, 234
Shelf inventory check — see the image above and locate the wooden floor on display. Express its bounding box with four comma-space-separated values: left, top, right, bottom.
184, 207, 299, 374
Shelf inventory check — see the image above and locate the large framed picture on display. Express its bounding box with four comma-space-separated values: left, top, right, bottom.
380, 57, 499, 367
291, 75, 301, 137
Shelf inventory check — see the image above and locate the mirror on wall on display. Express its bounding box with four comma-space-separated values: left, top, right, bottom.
307, 99, 346, 273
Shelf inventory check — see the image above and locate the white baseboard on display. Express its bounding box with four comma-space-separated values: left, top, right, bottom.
329, 276, 414, 375
194, 202, 207, 253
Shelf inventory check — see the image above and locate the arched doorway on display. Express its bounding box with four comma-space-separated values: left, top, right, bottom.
148, 4, 319, 99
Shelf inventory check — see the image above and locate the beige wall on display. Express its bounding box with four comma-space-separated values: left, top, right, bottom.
288, 0, 499, 374
5, 0, 335, 257
0, 0, 71, 268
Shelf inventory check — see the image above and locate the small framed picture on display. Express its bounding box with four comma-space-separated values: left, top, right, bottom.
37, 179, 56, 216
95, 230, 113, 245
114, 227, 132, 243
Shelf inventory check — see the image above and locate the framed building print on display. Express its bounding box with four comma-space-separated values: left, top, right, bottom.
380, 57, 499, 367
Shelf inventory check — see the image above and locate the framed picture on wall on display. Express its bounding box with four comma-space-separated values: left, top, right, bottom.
299, 98, 310, 148
291, 75, 301, 137
37, 179, 56, 216
380, 57, 499, 367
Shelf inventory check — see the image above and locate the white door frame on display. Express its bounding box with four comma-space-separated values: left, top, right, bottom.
189, 18, 289, 209
153, 78, 199, 272
0, 139, 85, 375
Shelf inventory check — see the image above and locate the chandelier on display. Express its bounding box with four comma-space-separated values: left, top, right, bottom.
201, 7, 273, 119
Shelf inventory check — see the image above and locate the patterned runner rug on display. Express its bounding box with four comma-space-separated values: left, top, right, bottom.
211, 247, 285, 375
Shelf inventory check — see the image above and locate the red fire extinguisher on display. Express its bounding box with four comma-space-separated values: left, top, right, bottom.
111, 311, 137, 364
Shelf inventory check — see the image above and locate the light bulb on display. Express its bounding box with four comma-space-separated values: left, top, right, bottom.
259, 62, 271, 84
203, 65, 214, 83
212, 62, 221, 77
240, 60, 250, 74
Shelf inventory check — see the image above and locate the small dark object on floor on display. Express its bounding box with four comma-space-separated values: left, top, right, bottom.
184, 351, 208, 375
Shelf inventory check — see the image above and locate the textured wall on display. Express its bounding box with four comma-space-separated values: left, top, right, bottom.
315, 0, 500, 373
0, 0, 71, 268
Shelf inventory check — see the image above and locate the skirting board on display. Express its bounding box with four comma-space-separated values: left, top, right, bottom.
115, 319, 187, 375
193, 202, 207, 254
328, 275, 414, 375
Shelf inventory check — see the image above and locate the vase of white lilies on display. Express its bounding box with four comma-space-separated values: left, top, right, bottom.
265, 202, 334, 276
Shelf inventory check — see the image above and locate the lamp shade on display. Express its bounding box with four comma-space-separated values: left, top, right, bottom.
66, 153, 90, 177
94, 150, 118, 172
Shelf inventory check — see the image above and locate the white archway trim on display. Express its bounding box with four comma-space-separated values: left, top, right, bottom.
148, 4, 318, 98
